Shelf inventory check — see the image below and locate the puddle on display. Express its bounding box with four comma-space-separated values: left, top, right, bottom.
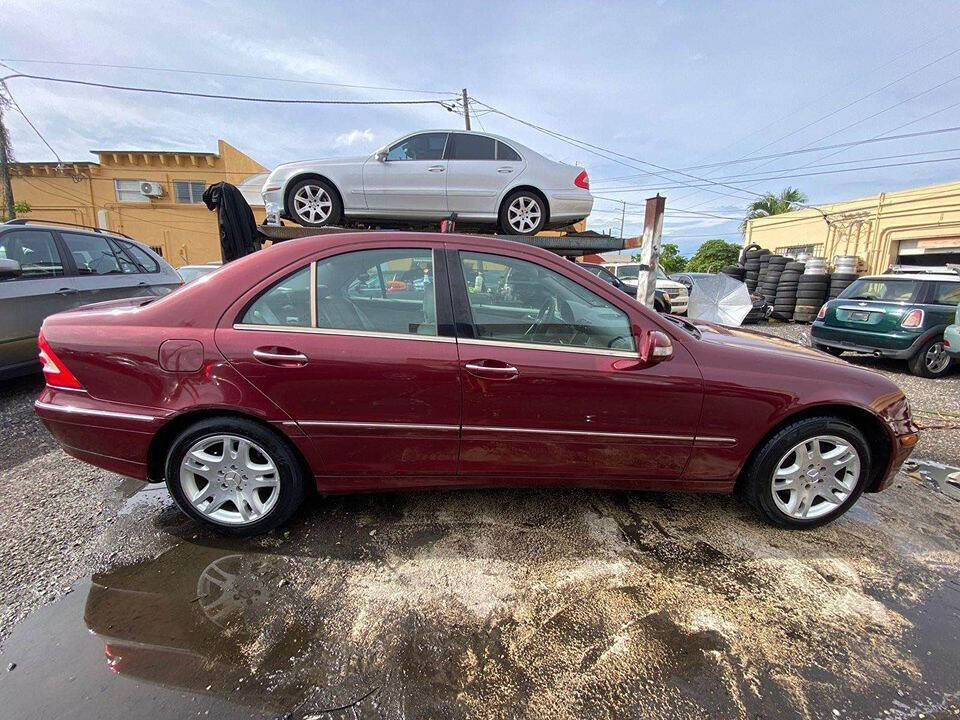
905, 459, 960, 502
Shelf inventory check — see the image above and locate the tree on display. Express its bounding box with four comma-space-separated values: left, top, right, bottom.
0, 200, 29, 222
686, 239, 742, 273
741, 186, 808, 231
633, 243, 685, 274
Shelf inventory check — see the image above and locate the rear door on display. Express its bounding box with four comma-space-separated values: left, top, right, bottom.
0, 228, 79, 372
59, 231, 152, 305
447, 245, 703, 484
444, 134, 523, 216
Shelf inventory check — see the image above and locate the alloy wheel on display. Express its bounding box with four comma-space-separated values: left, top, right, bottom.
293, 184, 333, 224
507, 195, 542, 234
925, 342, 950, 374
179, 434, 281, 526
770, 435, 860, 520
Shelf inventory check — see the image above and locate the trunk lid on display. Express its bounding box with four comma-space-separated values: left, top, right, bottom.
821, 276, 923, 333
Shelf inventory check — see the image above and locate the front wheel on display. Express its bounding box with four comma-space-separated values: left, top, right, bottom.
286, 178, 343, 227
741, 416, 871, 528
907, 337, 953, 378
499, 190, 547, 235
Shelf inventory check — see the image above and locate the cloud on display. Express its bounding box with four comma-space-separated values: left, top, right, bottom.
334, 129, 375, 148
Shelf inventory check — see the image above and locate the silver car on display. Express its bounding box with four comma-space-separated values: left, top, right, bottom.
0, 220, 181, 379
261, 130, 593, 235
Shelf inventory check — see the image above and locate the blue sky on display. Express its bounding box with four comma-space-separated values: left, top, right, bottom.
2, 0, 959, 256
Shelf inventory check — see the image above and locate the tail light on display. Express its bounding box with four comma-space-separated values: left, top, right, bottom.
574, 170, 590, 190
901, 308, 924, 328
816, 304, 827, 320
37, 331, 84, 389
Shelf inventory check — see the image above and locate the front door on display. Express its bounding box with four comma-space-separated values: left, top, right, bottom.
216, 242, 461, 483
444, 133, 523, 216
448, 247, 703, 484
361, 132, 449, 215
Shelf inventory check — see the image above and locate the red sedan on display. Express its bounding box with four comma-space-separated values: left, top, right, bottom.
35, 233, 918, 536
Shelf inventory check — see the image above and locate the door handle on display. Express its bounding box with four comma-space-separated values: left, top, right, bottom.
464, 361, 518, 379
55, 287, 78, 296
497, 167, 514, 173
253, 348, 308, 366
427, 165, 445, 172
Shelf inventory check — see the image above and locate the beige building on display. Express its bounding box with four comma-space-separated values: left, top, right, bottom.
6, 140, 267, 267
745, 179, 960, 273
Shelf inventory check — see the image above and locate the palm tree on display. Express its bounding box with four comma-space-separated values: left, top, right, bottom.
741, 187, 808, 231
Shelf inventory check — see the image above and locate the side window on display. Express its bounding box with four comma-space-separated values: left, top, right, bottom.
0, 230, 64, 279
60, 232, 126, 275
118, 241, 160, 273
242, 267, 311, 327
320, 249, 436, 336
459, 252, 635, 352
448, 133, 496, 160
386, 133, 448, 161
496, 141, 522, 162
932, 281, 960, 306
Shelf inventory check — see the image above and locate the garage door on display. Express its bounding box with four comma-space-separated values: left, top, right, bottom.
897, 237, 960, 267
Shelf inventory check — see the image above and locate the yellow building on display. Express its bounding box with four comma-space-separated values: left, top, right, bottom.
745, 179, 960, 273
7, 140, 266, 267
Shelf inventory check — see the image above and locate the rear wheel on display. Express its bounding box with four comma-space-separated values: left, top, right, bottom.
286, 178, 343, 227
165, 417, 307, 536
908, 337, 953, 378
742, 416, 870, 528
499, 190, 547, 235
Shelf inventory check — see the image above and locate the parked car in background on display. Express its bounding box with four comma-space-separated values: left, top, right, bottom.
945, 305, 960, 361
811, 268, 960, 378
36, 232, 916, 536
177, 262, 222, 284
0, 220, 180, 380
261, 130, 593, 235
578, 262, 672, 313
601, 262, 689, 315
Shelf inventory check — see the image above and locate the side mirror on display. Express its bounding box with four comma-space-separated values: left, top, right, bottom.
638, 329, 673, 364
0, 258, 22, 279
375, 149, 388, 162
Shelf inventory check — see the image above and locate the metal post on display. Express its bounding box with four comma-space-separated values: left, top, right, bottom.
635, 194, 666, 309
619, 200, 626, 239
461, 88, 471, 131
0, 103, 15, 219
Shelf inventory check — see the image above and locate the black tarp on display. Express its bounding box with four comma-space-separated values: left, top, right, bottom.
202, 182, 262, 263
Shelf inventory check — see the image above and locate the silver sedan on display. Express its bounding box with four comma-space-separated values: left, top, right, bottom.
261, 130, 593, 235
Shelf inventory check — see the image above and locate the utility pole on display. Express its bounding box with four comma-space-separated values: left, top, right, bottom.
635, 194, 666, 309
461, 88, 471, 131
0, 101, 15, 220
619, 200, 626, 239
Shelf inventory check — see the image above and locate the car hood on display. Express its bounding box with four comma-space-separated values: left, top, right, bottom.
691, 321, 848, 365
271, 156, 366, 173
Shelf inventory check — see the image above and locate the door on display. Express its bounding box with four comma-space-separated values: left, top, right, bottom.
216, 244, 462, 481
448, 248, 703, 483
0, 228, 80, 373
361, 132, 449, 214
444, 134, 523, 216
59, 231, 152, 305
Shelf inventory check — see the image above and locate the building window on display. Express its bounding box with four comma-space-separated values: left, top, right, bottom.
174, 181, 207, 203
115, 179, 146, 203
775, 243, 824, 257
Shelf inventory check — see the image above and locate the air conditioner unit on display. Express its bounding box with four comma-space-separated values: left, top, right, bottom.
139, 181, 165, 198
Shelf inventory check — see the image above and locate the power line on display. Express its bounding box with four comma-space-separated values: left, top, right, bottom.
0, 81, 62, 166
0, 58, 457, 96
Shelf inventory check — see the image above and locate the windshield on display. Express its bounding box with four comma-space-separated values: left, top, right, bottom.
839, 278, 920, 302
613, 264, 667, 281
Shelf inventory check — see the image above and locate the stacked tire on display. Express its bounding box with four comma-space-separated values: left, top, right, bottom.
759, 255, 788, 306
793, 258, 830, 323
829, 255, 859, 299
722, 264, 746, 282
743, 248, 767, 293
772, 261, 804, 320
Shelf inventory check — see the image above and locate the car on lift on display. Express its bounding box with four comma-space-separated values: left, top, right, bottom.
811, 268, 960, 378
577, 262, 672, 313
260, 130, 593, 235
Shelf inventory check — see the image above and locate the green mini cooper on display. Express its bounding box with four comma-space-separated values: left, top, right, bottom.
811, 270, 960, 378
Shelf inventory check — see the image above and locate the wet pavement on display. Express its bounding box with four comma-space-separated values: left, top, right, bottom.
1, 472, 959, 720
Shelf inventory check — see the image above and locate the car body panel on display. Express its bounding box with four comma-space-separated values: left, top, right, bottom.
946, 305, 960, 358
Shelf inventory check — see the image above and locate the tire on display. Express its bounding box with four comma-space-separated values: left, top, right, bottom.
165, 417, 307, 537
785, 261, 805, 272
741, 416, 871, 528
499, 189, 547, 235
796, 290, 827, 300
907, 337, 954, 378
285, 178, 343, 227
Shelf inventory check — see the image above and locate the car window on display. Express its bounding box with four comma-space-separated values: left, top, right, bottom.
0, 230, 64, 279
839, 278, 920, 302
931, 281, 960, 306
581, 265, 618, 285
497, 141, 522, 162
447, 133, 496, 160
242, 266, 311, 327
321, 249, 437, 336
615, 264, 641, 281
386, 133, 448, 161
118, 241, 161, 273
60, 232, 130, 275
459, 252, 635, 352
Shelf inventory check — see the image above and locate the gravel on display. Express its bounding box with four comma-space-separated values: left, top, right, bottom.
0, 375, 56, 472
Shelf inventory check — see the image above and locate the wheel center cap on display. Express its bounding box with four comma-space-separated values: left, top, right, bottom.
224, 470, 242, 487
806, 468, 820, 478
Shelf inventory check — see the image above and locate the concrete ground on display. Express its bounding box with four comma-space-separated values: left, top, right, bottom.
0, 326, 958, 720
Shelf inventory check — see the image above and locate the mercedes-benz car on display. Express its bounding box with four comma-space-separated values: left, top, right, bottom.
261, 130, 593, 235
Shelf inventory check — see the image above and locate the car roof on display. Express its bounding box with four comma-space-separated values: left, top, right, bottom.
401, 129, 534, 156
864, 273, 960, 282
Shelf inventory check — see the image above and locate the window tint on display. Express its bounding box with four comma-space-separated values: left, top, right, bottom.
497, 141, 521, 162
174, 180, 206, 203
459, 252, 635, 352
60, 232, 128, 275
118, 241, 160, 273
242, 267, 311, 327
386, 133, 448, 161
448, 133, 496, 160
321, 249, 436, 336
115, 179, 146, 203
0, 230, 63, 279
839, 278, 920, 302
932, 281, 960, 306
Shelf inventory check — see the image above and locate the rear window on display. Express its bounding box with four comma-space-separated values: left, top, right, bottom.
931, 281, 960, 306
839, 278, 920, 303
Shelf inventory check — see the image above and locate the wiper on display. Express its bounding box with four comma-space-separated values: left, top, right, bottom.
665, 314, 701, 338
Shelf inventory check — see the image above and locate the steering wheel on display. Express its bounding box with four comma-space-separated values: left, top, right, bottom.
524, 297, 579, 343
523, 297, 555, 337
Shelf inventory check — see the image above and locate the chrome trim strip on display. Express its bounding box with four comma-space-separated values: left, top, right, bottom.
694, 436, 738, 445
464, 425, 693, 441
34, 400, 157, 422
457, 337, 640, 359
233, 324, 456, 344
297, 420, 459, 431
